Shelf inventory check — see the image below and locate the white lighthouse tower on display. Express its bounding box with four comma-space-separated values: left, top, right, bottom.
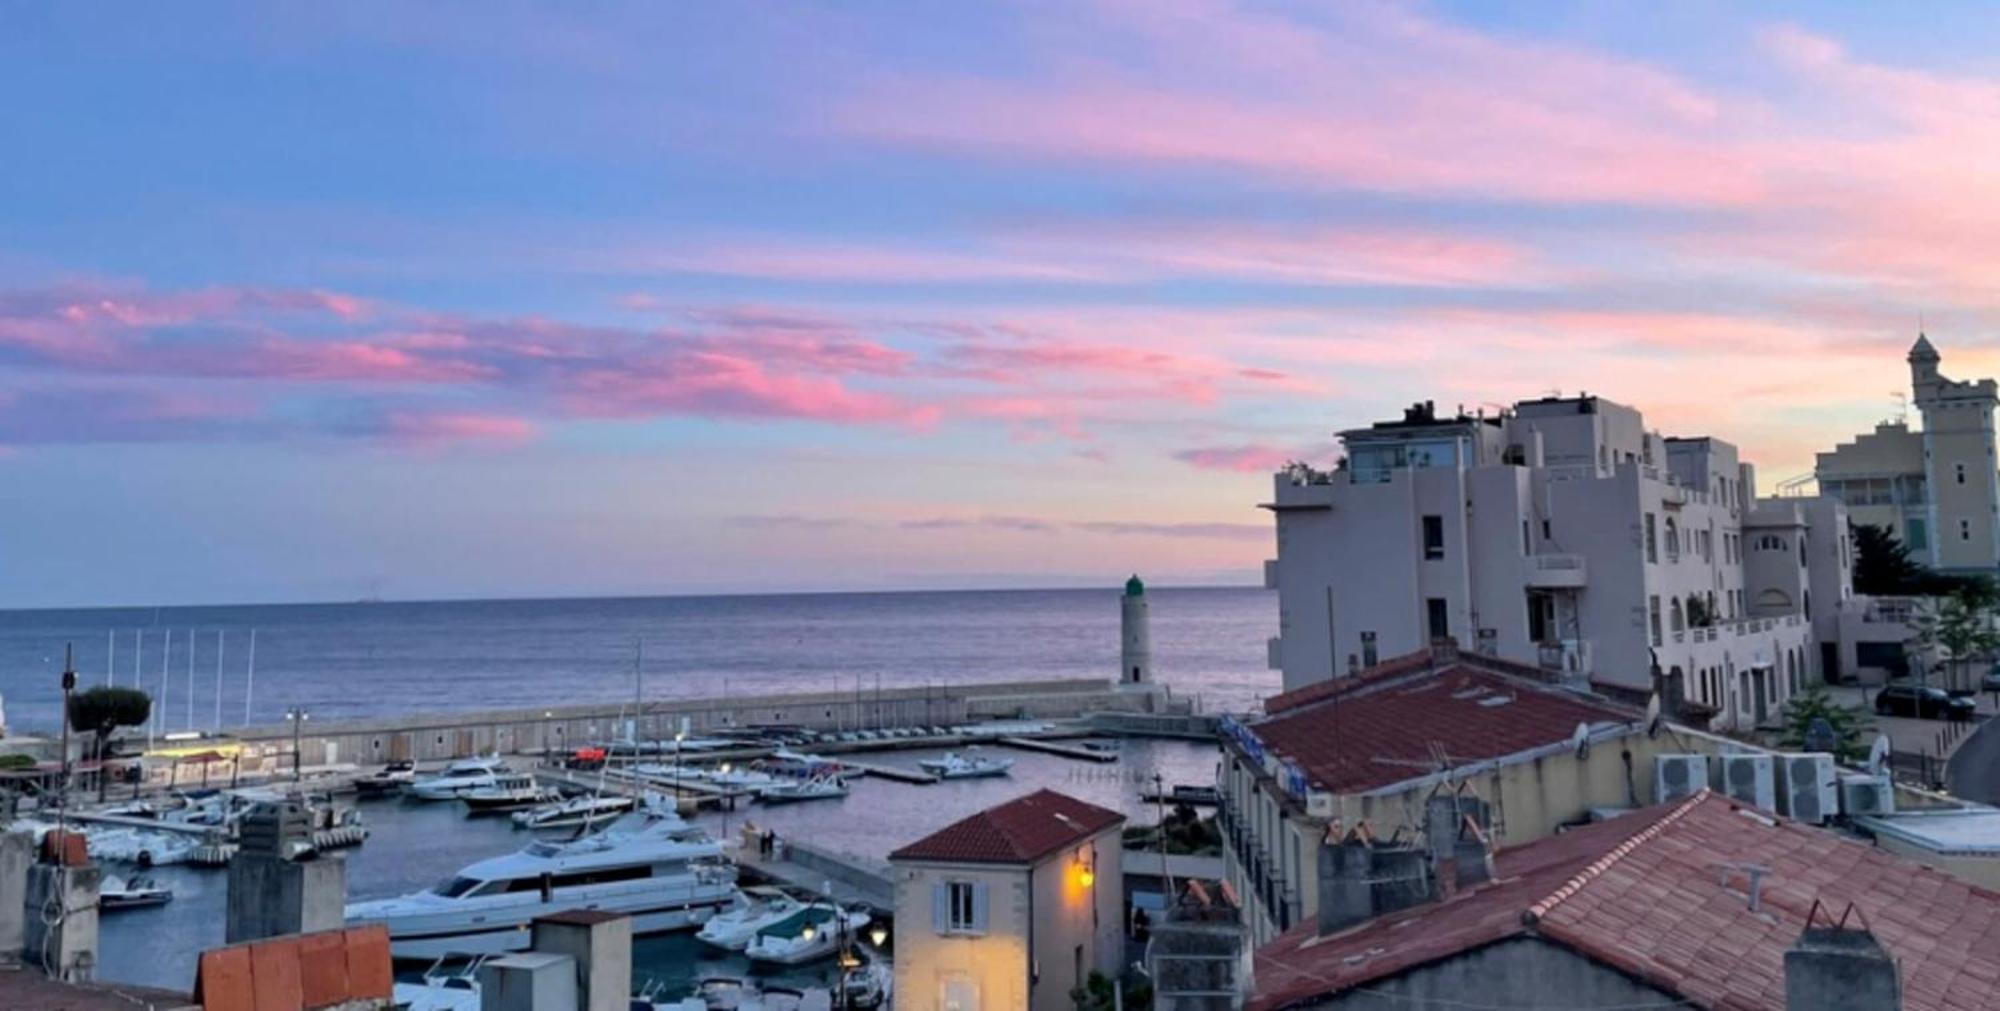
1120, 574, 1152, 685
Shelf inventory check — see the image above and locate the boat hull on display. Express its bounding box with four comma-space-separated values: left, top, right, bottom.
352, 887, 735, 960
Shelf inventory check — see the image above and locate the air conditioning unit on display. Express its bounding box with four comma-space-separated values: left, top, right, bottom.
1777, 752, 1838, 824
1720, 754, 1776, 812
1840, 773, 1896, 818
1654, 755, 1709, 802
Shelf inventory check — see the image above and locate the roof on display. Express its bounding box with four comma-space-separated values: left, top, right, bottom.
1252, 657, 1638, 795
0, 974, 193, 1011
1859, 806, 2000, 855
1912, 332, 1938, 358
1251, 792, 2000, 1011
889, 788, 1125, 865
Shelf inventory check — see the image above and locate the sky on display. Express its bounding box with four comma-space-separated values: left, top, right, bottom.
8, 1, 2000, 607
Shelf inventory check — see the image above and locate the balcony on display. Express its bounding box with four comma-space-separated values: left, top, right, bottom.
1537, 638, 1592, 675
1526, 553, 1587, 588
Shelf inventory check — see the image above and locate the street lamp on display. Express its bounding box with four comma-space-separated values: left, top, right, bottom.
285, 706, 309, 782
672, 728, 686, 808
868, 922, 888, 948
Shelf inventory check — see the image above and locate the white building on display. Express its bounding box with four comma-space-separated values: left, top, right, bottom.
1264, 394, 1855, 727
1816, 335, 2000, 574
888, 789, 1127, 1011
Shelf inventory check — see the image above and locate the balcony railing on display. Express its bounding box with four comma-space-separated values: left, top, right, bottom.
1527, 553, 1587, 588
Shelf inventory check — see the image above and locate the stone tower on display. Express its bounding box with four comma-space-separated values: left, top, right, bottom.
1910, 335, 2000, 572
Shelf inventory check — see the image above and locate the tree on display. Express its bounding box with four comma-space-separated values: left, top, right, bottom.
67, 687, 150, 801
1852, 523, 1929, 596
1777, 689, 1870, 763
1907, 591, 2000, 692
1071, 970, 1150, 1011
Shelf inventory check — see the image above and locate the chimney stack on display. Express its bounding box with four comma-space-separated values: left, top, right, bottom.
1316, 826, 1431, 936
1785, 915, 1902, 1011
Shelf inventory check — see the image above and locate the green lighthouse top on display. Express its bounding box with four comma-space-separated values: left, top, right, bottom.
1125, 574, 1145, 597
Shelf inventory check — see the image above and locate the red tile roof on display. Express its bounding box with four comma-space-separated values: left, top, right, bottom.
889, 788, 1126, 865
1251, 663, 1639, 794
1252, 792, 2000, 1011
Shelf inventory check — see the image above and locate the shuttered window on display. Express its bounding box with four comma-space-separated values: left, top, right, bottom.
933, 880, 987, 934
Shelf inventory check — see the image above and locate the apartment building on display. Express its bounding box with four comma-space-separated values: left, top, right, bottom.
1264, 394, 1853, 725
1816, 335, 2000, 574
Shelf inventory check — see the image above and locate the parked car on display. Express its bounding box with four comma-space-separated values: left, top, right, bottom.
1982, 667, 2000, 694
1875, 683, 1978, 721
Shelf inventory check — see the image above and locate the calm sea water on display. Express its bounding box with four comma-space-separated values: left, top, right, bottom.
0, 587, 1276, 733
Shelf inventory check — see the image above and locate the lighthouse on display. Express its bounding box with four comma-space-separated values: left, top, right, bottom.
1121, 574, 1151, 685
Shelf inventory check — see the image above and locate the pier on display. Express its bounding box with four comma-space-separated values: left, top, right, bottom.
995, 736, 1119, 762
735, 836, 895, 913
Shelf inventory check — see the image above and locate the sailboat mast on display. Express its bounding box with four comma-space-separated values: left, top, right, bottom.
243, 629, 256, 726
213, 630, 224, 730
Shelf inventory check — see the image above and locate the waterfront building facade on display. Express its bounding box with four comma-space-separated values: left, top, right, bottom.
889, 789, 1126, 1011
1816, 335, 2000, 574
1264, 393, 1856, 725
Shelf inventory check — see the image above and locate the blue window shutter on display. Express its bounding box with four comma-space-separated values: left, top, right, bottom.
933, 882, 949, 933
971, 883, 989, 933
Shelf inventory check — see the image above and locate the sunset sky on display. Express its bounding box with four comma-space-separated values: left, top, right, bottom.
8, 1, 2000, 607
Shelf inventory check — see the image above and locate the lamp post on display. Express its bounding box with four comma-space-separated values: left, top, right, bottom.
672, 727, 686, 810
286, 706, 309, 782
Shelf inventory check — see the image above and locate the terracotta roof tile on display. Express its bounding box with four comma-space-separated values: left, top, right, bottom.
1251, 792, 2000, 1011
889, 788, 1124, 865
1250, 663, 1639, 794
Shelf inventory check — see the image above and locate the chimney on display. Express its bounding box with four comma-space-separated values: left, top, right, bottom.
1425, 794, 1494, 892
1786, 919, 1902, 1011
1316, 827, 1432, 936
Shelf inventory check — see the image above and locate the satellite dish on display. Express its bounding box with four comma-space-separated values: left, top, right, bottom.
1571, 722, 1592, 760
1868, 735, 1891, 776
1644, 693, 1663, 738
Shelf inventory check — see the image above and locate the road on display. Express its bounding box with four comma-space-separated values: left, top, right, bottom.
1948, 715, 2000, 805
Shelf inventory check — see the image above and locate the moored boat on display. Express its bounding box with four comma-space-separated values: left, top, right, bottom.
695, 886, 806, 950
917, 751, 1014, 779
754, 775, 848, 805
408, 756, 511, 802
459, 774, 555, 815
510, 793, 635, 830
100, 874, 173, 910
743, 904, 873, 965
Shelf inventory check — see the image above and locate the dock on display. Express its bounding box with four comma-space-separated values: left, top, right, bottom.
734, 836, 895, 912
995, 736, 1119, 763
832, 757, 938, 785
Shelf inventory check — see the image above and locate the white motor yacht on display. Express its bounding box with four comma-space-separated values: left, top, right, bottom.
459, 774, 555, 815
695, 887, 806, 951
511, 794, 635, 830
408, 756, 511, 802
743, 904, 873, 965
390, 955, 489, 1011
345, 804, 737, 959
755, 775, 848, 805
100, 874, 174, 910
918, 751, 1014, 780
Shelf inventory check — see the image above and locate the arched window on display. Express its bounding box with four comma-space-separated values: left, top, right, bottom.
1755, 588, 1792, 612
1664, 518, 1681, 561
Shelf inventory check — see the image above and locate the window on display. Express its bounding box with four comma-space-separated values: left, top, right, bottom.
1908, 518, 1929, 551
940, 880, 984, 934
1649, 595, 1662, 647
1426, 598, 1449, 641
1541, 519, 1552, 539
1644, 513, 1658, 563
1957, 462, 1967, 485
1963, 519, 1973, 542
1799, 534, 1807, 566
1522, 520, 1531, 555
1670, 598, 1684, 632
1422, 515, 1445, 560
1664, 517, 1680, 562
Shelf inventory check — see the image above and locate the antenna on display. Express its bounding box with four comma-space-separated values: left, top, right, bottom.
1570, 722, 1592, 760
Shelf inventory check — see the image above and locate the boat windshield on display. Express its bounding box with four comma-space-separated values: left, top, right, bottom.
432, 876, 485, 898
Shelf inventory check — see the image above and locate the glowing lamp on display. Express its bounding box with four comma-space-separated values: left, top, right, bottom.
868, 923, 889, 947
1080, 865, 1096, 888
801, 923, 817, 942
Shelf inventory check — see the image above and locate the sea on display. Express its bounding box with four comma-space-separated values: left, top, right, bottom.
0, 586, 1278, 991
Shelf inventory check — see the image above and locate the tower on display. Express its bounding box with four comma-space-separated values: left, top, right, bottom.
1909, 332, 1942, 403
1908, 334, 2000, 573
1120, 574, 1151, 685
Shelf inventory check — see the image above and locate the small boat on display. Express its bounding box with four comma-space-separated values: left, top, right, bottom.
459, 774, 555, 815
743, 904, 873, 965
354, 760, 416, 798
511, 794, 635, 830
409, 756, 511, 802
89, 828, 206, 868
918, 751, 1014, 779
696, 887, 807, 951
391, 954, 489, 1011
840, 961, 892, 1009
100, 874, 173, 910
683, 977, 830, 1011
755, 775, 848, 805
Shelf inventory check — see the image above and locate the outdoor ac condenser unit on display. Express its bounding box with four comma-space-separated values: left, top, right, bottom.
1720, 753, 1776, 813
1654, 754, 1709, 802
1839, 773, 1896, 818
1777, 752, 1839, 824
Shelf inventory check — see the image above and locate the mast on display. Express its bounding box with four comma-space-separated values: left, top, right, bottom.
213, 629, 225, 730
186, 628, 196, 730
106, 629, 115, 687
244, 629, 257, 726
155, 628, 170, 746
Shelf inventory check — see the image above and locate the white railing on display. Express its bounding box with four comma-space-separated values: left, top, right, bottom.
1531, 553, 1586, 571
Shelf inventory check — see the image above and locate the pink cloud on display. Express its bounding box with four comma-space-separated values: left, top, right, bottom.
378, 411, 537, 446
1174, 444, 1308, 473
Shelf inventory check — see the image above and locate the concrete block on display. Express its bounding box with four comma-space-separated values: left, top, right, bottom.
480, 952, 578, 1011
23, 862, 100, 982
531, 910, 631, 1011
0, 830, 34, 961
226, 853, 347, 943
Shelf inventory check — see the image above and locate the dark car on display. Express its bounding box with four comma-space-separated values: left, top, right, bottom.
1876, 683, 1978, 721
